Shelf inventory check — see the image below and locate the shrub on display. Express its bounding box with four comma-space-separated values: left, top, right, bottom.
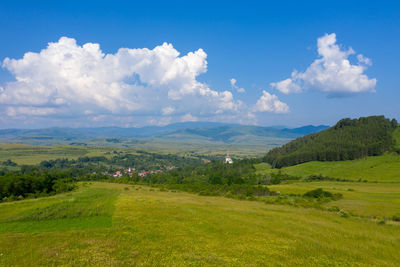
328, 206, 340, 212
53, 179, 76, 193
2, 159, 17, 166
392, 213, 400, 222
305, 174, 352, 182
304, 188, 332, 198
338, 209, 350, 218
303, 188, 343, 201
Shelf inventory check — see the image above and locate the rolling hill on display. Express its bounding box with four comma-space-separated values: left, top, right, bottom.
263, 116, 398, 168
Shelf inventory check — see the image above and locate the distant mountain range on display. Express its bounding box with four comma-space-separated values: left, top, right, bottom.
153, 124, 330, 144
0, 122, 329, 142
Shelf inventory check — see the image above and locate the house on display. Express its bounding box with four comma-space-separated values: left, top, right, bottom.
138, 171, 147, 177
113, 171, 123, 177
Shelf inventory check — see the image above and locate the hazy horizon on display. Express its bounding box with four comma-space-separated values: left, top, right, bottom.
0, 120, 332, 130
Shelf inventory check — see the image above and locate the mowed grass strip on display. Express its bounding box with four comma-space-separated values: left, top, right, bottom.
0, 184, 120, 233
0, 182, 399, 266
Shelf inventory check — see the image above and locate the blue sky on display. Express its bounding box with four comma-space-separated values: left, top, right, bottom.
0, 0, 399, 128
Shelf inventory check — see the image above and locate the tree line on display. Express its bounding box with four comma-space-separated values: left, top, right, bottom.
0, 168, 75, 201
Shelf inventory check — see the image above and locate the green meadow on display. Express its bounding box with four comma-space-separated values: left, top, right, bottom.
254, 153, 400, 220
268, 181, 400, 219
0, 185, 118, 234
0, 182, 399, 266
0, 144, 110, 165
255, 153, 400, 182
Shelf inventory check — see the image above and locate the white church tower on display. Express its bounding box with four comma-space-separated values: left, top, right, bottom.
225, 153, 233, 164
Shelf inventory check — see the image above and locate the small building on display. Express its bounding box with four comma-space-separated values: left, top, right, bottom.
225, 153, 233, 164
113, 171, 123, 177
138, 171, 147, 177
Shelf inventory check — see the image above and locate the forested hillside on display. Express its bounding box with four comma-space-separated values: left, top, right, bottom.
263, 116, 398, 168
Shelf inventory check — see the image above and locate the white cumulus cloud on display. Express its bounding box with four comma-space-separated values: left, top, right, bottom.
253, 90, 289, 114
271, 33, 377, 96
0, 37, 293, 127
0, 37, 242, 123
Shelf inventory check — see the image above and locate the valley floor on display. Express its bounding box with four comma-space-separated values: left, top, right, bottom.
0, 182, 399, 266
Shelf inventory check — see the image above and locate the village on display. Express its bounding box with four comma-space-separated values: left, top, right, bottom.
106, 154, 233, 178
105, 165, 177, 178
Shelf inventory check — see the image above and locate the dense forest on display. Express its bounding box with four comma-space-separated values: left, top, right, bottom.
263, 116, 398, 168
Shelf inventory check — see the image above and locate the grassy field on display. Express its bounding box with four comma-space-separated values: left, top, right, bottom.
254, 153, 400, 220
268, 181, 400, 219
0, 137, 271, 158
0, 182, 399, 266
255, 153, 400, 182
0, 144, 263, 166
0, 185, 119, 233
0, 144, 111, 165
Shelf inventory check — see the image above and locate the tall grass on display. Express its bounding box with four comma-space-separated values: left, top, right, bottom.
0, 182, 399, 266
0, 185, 119, 233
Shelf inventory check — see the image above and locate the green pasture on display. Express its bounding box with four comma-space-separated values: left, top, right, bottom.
269, 181, 400, 219
0, 182, 399, 266
0, 144, 111, 165
255, 153, 400, 182
0, 185, 118, 234
255, 153, 400, 219
0, 137, 270, 158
